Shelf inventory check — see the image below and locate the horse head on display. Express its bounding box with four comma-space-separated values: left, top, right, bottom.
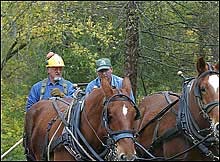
100, 75, 139, 161
193, 57, 219, 142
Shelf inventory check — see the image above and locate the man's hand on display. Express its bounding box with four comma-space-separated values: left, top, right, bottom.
51, 88, 65, 97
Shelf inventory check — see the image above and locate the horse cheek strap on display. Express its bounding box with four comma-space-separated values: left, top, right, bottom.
135, 106, 141, 120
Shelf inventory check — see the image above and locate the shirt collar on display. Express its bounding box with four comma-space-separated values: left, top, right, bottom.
48, 77, 63, 86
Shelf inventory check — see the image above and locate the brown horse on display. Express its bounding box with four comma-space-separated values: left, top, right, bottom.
135, 57, 219, 161
24, 76, 141, 161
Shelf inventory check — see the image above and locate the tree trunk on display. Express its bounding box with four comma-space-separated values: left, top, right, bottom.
125, 1, 139, 100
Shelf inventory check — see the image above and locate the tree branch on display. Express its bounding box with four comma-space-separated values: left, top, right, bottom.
1, 41, 27, 71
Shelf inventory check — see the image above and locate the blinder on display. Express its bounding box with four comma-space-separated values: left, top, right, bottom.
194, 70, 219, 98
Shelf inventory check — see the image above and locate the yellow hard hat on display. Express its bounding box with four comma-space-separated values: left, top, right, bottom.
46, 52, 65, 67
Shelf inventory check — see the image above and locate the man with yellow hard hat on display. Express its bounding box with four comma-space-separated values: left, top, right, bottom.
25, 52, 76, 111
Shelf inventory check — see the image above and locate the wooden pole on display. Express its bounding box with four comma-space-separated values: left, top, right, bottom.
1, 138, 23, 160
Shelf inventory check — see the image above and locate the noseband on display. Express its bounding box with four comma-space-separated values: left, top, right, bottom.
102, 93, 140, 143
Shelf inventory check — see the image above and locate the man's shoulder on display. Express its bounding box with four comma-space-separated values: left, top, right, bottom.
32, 78, 49, 88
31, 80, 43, 90
62, 79, 73, 85
86, 78, 99, 88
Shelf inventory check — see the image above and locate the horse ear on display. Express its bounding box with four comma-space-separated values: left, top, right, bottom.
196, 57, 206, 74
100, 75, 113, 97
122, 76, 132, 95
214, 61, 219, 72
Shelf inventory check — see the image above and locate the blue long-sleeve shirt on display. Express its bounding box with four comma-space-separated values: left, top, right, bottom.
85, 74, 135, 103
25, 77, 75, 111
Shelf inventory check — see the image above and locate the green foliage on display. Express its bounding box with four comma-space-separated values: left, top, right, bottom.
1, 80, 27, 160
1, 1, 219, 160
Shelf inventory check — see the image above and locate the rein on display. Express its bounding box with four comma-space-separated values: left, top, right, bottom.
137, 97, 179, 135
66, 95, 104, 161
42, 97, 71, 160
43, 96, 99, 161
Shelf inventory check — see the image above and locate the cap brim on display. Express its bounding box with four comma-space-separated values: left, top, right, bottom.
97, 66, 110, 72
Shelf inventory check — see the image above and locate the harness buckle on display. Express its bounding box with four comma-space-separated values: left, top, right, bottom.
75, 153, 82, 161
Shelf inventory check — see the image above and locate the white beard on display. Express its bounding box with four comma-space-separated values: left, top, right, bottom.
54, 77, 61, 82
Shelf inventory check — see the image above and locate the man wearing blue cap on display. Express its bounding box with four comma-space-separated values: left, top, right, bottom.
85, 58, 135, 103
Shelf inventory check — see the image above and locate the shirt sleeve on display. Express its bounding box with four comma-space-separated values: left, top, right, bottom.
25, 82, 41, 111
85, 82, 93, 94
85, 78, 100, 94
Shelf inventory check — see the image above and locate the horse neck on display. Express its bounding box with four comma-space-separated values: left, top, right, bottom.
188, 81, 210, 128
84, 92, 105, 126
81, 91, 106, 146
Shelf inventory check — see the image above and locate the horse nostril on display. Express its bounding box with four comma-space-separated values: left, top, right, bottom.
119, 154, 136, 161
119, 153, 127, 160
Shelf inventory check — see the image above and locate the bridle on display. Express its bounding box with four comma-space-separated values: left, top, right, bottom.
193, 69, 219, 150
194, 70, 219, 120
102, 93, 140, 141
177, 68, 219, 160
102, 92, 141, 160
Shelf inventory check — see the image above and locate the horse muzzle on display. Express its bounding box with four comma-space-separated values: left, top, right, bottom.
117, 153, 137, 161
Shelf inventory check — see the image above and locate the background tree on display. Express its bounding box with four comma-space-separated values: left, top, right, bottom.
125, 1, 139, 99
